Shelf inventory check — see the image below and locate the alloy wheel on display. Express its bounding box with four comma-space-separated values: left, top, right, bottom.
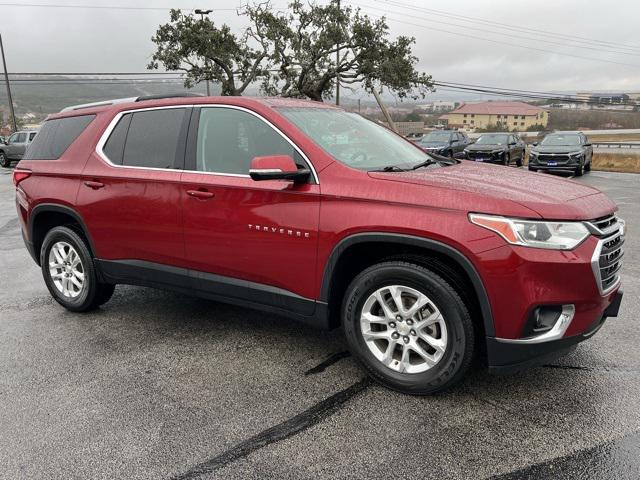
48, 241, 85, 298
360, 285, 448, 374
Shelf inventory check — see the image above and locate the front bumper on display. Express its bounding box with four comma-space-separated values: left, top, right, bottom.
487, 288, 622, 372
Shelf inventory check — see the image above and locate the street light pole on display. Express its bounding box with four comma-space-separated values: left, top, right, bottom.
195, 9, 213, 96
0, 34, 18, 132
335, 0, 340, 106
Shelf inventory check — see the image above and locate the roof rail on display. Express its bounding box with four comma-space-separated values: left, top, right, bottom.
60, 97, 138, 113
135, 92, 204, 102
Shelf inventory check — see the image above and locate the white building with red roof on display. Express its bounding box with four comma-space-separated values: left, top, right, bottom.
441, 101, 548, 131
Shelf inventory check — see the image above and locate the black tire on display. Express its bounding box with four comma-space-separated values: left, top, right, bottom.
516, 150, 523, 167
448, 150, 454, 159
0, 151, 9, 168
40, 226, 114, 312
585, 159, 591, 172
503, 153, 510, 166
528, 166, 537, 172
342, 261, 475, 395
574, 161, 584, 177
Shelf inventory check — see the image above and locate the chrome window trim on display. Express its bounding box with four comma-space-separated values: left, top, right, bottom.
495, 305, 575, 344
95, 105, 192, 173
95, 104, 320, 184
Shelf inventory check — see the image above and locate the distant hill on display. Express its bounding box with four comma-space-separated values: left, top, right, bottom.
0, 77, 215, 117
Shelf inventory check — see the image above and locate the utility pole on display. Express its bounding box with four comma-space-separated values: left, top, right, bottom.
0, 34, 17, 132
335, 0, 340, 105
195, 9, 213, 96
372, 88, 398, 134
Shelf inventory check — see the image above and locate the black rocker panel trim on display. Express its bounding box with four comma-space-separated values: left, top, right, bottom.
95, 259, 325, 328
320, 232, 495, 337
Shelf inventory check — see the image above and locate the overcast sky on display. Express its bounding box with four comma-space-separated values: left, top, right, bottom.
2, 0, 640, 98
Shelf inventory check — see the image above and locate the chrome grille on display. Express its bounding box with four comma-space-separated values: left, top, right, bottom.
589, 215, 624, 295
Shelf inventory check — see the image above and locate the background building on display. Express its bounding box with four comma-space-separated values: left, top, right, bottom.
443, 101, 548, 131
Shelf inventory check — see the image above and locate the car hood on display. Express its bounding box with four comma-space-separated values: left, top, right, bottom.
466, 144, 507, 151
368, 161, 616, 220
531, 145, 584, 154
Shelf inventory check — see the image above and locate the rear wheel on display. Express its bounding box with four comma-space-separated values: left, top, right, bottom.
41, 226, 114, 312
342, 261, 475, 395
0, 151, 9, 168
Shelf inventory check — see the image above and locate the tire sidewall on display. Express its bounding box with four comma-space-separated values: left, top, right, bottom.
0, 151, 8, 168
343, 264, 470, 394
40, 226, 98, 311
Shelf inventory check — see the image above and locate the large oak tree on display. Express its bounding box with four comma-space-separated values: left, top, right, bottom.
148, 1, 433, 101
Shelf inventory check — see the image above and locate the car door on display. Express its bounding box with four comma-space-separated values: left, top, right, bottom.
181, 105, 320, 314
7, 132, 27, 159
77, 106, 191, 273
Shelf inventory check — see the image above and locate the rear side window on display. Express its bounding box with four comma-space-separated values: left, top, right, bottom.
23, 114, 95, 160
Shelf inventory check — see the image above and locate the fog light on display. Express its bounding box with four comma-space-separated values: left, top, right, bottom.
524, 305, 563, 337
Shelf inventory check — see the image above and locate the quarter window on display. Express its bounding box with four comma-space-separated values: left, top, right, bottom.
195, 107, 298, 175
23, 114, 95, 160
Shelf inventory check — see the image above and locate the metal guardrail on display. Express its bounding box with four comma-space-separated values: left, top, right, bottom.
592, 142, 640, 149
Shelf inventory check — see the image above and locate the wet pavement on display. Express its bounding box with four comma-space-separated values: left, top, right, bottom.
0, 167, 638, 479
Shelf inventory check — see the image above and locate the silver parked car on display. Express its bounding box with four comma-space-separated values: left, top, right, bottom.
0, 130, 38, 167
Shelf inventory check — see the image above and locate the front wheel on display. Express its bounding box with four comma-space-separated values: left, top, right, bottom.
41, 226, 114, 312
0, 151, 9, 168
516, 150, 523, 167
503, 153, 510, 165
342, 261, 475, 395
575, 161, 584, 177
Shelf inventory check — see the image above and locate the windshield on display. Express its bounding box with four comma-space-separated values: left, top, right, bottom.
420, 132, 452, 143
541, 134, 581, 146
475, 134, 509, 145
279, 108, 434, 170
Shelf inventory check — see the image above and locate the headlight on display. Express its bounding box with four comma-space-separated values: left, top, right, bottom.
469, 214, 590, 250
568, 151, 583, 157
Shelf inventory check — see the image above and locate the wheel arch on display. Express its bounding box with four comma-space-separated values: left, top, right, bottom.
319, 233, 495, 337
29, 204, 97, 266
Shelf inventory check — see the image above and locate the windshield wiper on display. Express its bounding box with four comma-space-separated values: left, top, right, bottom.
409, 158, 441, 170
369, 165, 407, 172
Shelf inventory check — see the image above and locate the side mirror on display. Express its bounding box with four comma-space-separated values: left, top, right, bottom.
584, 143, 592, 147
249, 155, 310, 183
532, 142, 538, 146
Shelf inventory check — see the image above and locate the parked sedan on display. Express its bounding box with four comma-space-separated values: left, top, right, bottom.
464, 133, 525, 166
528, 132, 593, 176
417, 130, 470, 158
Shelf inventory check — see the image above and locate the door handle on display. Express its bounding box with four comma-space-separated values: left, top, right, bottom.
187, 189, 215, 199
84, 180, 104, 190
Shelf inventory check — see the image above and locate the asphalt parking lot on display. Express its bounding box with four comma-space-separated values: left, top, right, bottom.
0, 167, 638, 480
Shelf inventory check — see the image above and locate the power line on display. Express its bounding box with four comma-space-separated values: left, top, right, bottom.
433, 83, 640, 108
0, 2, 237, 11
7, 72, 183, 76
358, 10, 640, 69
351, 1, 640, 58
370, 0, 640, 54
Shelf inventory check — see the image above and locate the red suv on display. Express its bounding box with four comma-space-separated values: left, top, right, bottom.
14, 95, 624, 394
